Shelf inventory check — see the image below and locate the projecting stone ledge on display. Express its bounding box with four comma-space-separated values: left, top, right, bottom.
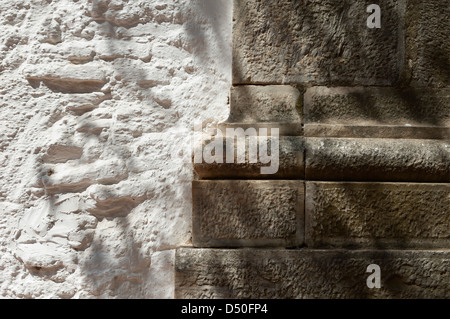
192, 180, 304, 248
305, 138, 450, 182
194, 137, 448, 182
306, 182, 450, 249
193, 136, 304, 179
175, 248, 450, 299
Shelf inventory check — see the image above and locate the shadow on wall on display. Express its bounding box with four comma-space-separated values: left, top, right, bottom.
176, 0, 450, 299
232, 0, 449, 125
12, 0, 231, 298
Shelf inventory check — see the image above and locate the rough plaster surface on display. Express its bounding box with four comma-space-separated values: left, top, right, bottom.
0, 0, 231, 298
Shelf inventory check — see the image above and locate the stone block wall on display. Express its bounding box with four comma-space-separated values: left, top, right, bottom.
177, 0, 450, 298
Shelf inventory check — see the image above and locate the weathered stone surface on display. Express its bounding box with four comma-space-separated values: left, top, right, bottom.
305, 138, 450, 182
218, 123, 303, 137
406, 0, 450, 87
193, 136, 304, 179
228, 85, 302, 123
175, 248, 450, 299
304, 87, 450, 126
233, 0, 404, 85
305, 182, 450, 248
192, 180, 304, 247
304, 124, 450, 140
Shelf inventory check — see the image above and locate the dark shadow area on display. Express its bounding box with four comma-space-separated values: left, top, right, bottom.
184, 0, 450, 299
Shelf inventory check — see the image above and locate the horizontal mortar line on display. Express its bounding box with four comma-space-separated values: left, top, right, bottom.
176, 247, 450, 252
231, 83, 424, 88
195, 178, 450, 184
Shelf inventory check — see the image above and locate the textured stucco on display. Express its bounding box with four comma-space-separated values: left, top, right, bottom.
0, 0, 231, 298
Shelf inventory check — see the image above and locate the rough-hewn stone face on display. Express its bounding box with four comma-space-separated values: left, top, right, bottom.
406, 0, 450, 87
304, 87, 450, 126
304, 124, 450, 140
233, 0, 404, 85
177, 0, 450, 301
192, 181, 304, 247
306, 182, 450, 249
193, 136, 304, 179
175, 248, 450, 299
305, 138, 450, 182
228, 85, 302, 123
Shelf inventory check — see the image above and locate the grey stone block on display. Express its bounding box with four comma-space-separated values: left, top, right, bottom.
228, 85, 302, 123
192, 180, 304, 247
406, 0, 450, 87
305, 182, 450, 249
233, 0, 404, 86
193, 136, 304, 179
304, 124, 450, 140
175, 248, 450, 298
305, 138, 450, 182
218, 123, 303, 137
304, 87, 450, 127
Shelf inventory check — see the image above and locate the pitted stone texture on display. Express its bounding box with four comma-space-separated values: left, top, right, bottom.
306, 182, 450, 249
233, 0, 404, 85
304, 124, 450, 140
194, 136, 304, 179
192, 180, 304, 247
406, 0, 450, 87
218, 123, 303, 137
305, 138, 450, 182
304, 87, 450, 127
175, 248, 450, 299
228, 85, 302, 123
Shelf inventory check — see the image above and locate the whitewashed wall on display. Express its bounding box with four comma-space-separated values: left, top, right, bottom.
0, 0, 231, 298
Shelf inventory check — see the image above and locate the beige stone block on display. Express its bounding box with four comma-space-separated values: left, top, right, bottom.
304, 87, 450, 127
233, 0, 404, 86
218, 123, 303, 137
175, 248, 450, 298
192, 180, 304, 247
228, 85, 302, 123
305, 138, 450, 182
406, 0, 450, 87
304, 124, 450, 140
193, 136, 304, 179
305, 182, 450, 248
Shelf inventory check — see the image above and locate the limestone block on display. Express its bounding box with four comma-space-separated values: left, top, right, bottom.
305, 182, 450, 248
233, 0, 404, 85
406, 0, 450, 87
23, 62, 109, 93
304, 87, 450, 127
305, 138, 450, 182
192, 180, 304, 247
304, 124, 450, 140
175, 248, 450, 299
193, 136, 304, 179
218, 123, 303, 137
228, 85, 302, 123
